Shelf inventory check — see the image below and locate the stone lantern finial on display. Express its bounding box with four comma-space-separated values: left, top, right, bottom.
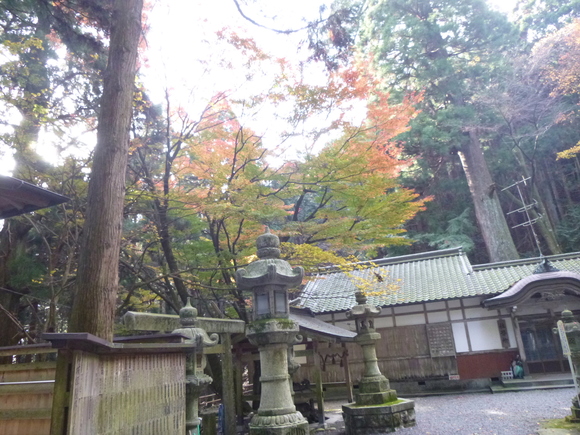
179, 298, 198, 327
256, 226, 280, 259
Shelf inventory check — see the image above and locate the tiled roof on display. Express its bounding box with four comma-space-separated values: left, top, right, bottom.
289, 309, 356, 340
294, 248, 580, 313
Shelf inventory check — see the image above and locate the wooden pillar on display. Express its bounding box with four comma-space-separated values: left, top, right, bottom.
50, 350, 72, 435
220, 333, 236, 435
234, 348, 244, 425
312, 341, 325, 425
342, 342, 354, 403
511, 310, 527, 361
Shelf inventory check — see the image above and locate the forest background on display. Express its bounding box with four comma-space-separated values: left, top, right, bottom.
1, 0, 580, 350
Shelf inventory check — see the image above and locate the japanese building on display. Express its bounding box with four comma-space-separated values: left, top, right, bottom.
293, 248, 580, 392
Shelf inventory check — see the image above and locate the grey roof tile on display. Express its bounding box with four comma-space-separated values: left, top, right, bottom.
295, 249, 580, 313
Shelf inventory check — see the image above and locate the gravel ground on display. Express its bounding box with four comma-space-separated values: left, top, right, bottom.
324, 388, 576, 435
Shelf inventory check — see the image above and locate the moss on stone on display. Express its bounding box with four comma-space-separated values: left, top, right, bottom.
350, 399, 405, 408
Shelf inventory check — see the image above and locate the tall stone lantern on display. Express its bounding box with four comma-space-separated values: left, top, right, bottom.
342, 292, 415, 434
235, 228, 309, 435
172, 298, 219, 434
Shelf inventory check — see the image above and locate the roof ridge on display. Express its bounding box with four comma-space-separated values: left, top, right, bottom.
472, 251, 580, 271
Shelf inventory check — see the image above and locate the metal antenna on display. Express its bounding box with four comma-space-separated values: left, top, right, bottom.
501, 176, 543, 257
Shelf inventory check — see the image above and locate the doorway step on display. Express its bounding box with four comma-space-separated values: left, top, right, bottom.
490, 373, 574, 393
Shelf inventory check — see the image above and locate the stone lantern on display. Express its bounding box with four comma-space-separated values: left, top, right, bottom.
559, 310, 580, 422
342, 291, 415, 434
235, 228, 309, 435
172, 298, 219, 434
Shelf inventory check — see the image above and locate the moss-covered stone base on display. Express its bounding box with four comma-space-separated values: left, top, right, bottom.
342, 398, 416, 435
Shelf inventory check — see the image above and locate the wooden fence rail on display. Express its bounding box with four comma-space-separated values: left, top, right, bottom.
0, 344, 57, 435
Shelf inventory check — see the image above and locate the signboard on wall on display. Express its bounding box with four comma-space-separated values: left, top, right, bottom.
426, 323, 456, 357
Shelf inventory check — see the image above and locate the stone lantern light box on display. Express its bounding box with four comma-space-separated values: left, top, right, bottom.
236, 227, 303, 321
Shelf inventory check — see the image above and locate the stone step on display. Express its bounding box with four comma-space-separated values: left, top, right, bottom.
501, 377, 574, 389
490, 383, 574, 394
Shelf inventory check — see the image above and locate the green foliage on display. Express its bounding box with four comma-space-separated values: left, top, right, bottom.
414, 208, 477, 253
6, 249, 45, 290
557, 206, 580, 252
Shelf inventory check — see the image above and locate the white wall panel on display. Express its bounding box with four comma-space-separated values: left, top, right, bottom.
452, 322, 469, 352
425, 301, 446, 311
374, 316, 394, 328
395, 313, 426, 326
464, 307, 493, 319
427, 311, 449, 323
462, 297, 482, 307
449, 310, 463, 321
467, 319, 502, 351
393, 304, 424, 314
447, 300, 461, 308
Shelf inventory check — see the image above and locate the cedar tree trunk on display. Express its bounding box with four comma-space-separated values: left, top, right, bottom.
458, 131, 519, 262
69, 0, 143, 340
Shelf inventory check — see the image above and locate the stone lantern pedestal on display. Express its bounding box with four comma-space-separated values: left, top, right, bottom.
342, 292, 415, 434
236, 229, 309, 435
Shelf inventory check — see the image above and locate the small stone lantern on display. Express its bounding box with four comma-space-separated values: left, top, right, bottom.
172, 298, 219, 434
342, 291, 415, 434
236, 228, 309, 435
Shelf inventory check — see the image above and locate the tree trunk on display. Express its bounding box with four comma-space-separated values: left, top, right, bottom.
510, 147, 562, 255
457, 131, 519, 262
69, 0, 143, 340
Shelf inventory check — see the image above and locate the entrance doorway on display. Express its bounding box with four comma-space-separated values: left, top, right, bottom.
519, 319, 569, 374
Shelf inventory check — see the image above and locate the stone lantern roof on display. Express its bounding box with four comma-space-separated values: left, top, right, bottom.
235, 228, 303, 289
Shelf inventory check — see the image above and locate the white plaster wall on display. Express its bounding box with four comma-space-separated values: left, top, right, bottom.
464, 307, 493, 319
374, 316, 394, 328
467, 319, 502, 351
393, 305, 422, 314
427, 311, 449, 323
317, 314, 334, 322
462, 297, 483, 307
449, 310, 463, 321
396, 313, 426, 326
452, 323, 469, 352
425, 301, 446, 311
294, 344, 307, 364
447, 300, 461, 308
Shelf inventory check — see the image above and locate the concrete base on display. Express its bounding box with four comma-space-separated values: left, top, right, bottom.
342, 399, 416, 435
249, 411, 309, 435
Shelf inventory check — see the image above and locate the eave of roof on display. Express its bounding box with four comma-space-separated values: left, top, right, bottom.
289, 308, 356, 341
483, 271, 580, 308
0, 175, 69, 218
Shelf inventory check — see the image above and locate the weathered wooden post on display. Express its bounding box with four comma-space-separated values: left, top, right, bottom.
558, 310, 580, 422
45, 333, 191, 434
122, 308, 245, 435
342, 291, 415, 434
236, 228, 309, 435
172, 299, 219, 434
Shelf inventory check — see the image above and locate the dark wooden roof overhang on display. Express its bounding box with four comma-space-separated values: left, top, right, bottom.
289, 310, 356, 342
483, 271, 580, 309
0, 175, 69, 218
